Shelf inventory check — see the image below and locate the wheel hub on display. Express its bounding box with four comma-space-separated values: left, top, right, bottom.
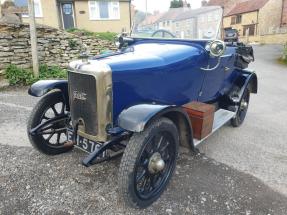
240, 99, 248, 110
148, 152, 165, 174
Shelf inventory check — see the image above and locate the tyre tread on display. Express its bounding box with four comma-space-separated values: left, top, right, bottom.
118, 117, 178, 208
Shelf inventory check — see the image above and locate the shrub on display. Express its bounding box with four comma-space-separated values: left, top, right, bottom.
283, 43, 287, 60
68, 39, 78, 49
67, 28, 117, 41
5, 64, 67, 86
94, 32, 117, 41
278, 43, 287, 65
5, 65, 36, 86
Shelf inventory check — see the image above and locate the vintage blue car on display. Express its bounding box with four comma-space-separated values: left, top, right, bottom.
27, 6, 257, 208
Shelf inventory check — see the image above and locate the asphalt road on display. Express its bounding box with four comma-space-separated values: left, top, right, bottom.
0, 45, 287, 214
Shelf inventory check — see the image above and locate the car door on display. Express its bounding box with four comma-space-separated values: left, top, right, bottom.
197, 47, 235, 103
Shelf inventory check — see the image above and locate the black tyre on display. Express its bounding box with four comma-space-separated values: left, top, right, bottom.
231, 88, 250, 127
118, 117, 179, 208
27, 91, 72, 155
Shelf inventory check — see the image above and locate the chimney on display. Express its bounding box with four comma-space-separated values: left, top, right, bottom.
153, 10, 159, 15
183, 0, 188, 8
201, 0, 208, 7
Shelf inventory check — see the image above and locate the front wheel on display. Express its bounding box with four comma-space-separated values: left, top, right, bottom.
118, 117, 179, 208
27, 91, 72, 155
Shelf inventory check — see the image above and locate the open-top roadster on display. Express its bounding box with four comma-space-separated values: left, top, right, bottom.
27, 6, 257, 208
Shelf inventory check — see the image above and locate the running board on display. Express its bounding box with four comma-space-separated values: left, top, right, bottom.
193, 109, 236, 147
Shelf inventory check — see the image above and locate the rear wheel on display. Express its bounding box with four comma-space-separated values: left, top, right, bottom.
118, 117, 179, 208
27, 91, 72, 155
231, 88, 250, 127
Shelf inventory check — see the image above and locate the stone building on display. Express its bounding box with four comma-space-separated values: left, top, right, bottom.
0, 0, 132, 33
137, 11, 163, 33
156, 7, 188, 33
173, 6, 222, 39
223, 0, 287, 43
206, 0, 241, 16
137, 4, 223, 40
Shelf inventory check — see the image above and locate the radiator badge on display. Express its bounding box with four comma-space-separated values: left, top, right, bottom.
73, 91, 87, 101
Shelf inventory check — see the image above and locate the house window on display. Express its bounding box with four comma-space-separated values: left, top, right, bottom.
199, 16, 205, 23
15, 0, 43, 18
89, 0, 120, 20
243, 24, 256, 36
207, 13, 212, 22
231, 17, 236, 25
167, 21, 170, 26
236, 15, 242, 23
231, 15, 242, 25
176, 22, 179, 27
163, 21, 166, 27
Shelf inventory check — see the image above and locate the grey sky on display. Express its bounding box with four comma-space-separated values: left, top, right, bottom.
132, 0, 202, 13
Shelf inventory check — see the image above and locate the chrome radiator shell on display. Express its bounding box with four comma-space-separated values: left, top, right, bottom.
68, 60, 113, 142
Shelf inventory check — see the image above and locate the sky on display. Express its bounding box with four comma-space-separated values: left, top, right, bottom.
132, 0, 202, 13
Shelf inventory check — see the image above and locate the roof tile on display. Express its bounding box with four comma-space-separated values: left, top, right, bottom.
226, 0, 269, 16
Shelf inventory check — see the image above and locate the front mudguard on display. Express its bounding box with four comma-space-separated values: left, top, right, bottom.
117, 104, 195, 151
28, 80, 69, 110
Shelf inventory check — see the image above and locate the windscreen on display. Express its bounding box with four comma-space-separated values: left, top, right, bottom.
132, 6, 223, 40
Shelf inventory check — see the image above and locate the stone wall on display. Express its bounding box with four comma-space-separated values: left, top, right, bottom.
0, 22, 117, 71
239, 31, 287, 44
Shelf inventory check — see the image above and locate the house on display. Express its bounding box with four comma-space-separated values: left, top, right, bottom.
156, 7, 188, 33
174, 6, 222, 39
137, 11, 162, 32
137, 5, 222, 39
3, 0, 132, 33
223, 0, 285, 42
206, 0, 241, 16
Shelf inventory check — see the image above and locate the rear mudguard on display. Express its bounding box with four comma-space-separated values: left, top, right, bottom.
221, 69, 258, 108
118, 104, 195, 151
235, 69, 258, 98
28, 80, 69, 110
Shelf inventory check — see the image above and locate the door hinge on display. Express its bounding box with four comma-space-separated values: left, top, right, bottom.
224, 67, 230, 72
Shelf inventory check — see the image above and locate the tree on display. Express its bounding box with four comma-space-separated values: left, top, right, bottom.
170, 0, 183, 8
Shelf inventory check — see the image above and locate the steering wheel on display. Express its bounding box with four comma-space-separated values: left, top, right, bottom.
151, 29, 176, 38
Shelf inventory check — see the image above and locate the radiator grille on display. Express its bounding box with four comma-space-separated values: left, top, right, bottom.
68, 72, 98, 136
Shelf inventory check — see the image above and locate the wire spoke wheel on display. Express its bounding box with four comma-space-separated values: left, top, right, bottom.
134, 131, 175, 200
231, 88, 250, 127
27, 91, 73, 155
39, 102, 69, 146
118, 117, 179, 208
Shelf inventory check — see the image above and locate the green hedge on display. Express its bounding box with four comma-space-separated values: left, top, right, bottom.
5, 64, 67, 86
67, 28, 117, 41
283, 43, 287, 63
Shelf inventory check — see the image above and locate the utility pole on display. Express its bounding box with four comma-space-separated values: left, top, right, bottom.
145, 0, 148, 18
28, 0, 39, 77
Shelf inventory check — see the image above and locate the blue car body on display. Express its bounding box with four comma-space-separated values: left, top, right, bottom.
94, 39, 242, 125
28, 38, 257, 146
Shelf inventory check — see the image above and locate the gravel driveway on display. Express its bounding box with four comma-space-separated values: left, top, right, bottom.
0, 45, 287, 214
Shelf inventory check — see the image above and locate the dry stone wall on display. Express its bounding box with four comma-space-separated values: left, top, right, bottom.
0, 22, 117, 71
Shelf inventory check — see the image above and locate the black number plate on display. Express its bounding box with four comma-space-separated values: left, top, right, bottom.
67, 130, 102, 153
